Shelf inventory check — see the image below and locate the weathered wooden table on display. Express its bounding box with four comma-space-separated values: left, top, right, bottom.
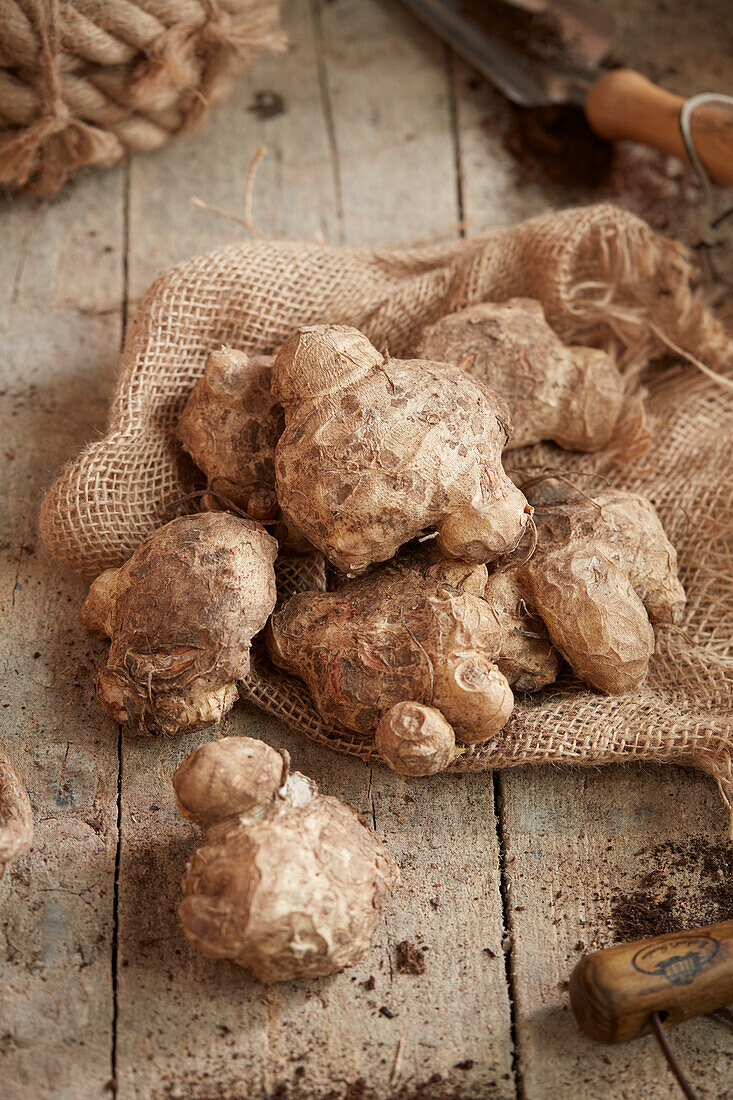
2, 2, 732, 1097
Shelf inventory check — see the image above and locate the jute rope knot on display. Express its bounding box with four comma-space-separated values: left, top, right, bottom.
0, 0, 284, 195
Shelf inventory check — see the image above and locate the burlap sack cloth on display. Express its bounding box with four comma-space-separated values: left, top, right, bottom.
0, 0, 283, 195
40, 203, 733, 805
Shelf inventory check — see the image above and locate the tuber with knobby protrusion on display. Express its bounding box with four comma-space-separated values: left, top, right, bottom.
375, 702, 456, 776
417, 299, 626, 451
174, 736, 399, 981
266, 550, 514, 772
177, 346, 284, 522
0, 745, 33, 879
484, 482, 686, 694
81, 512, 277, 735
272, 324, 532, 574
482, 567, 560, 693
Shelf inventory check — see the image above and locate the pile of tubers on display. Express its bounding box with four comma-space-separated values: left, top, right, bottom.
76, 299, 686, 979
83, 304, 685, 768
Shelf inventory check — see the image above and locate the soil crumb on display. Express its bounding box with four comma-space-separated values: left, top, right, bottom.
481, 101, 701, 231
611, 838, 733, 943
396, 939, 426, 975
612, 887, 680, 942
249, 90, 286, 120
461, 0, 585, 68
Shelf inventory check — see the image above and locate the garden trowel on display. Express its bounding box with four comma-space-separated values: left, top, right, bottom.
401, 0, 733, 184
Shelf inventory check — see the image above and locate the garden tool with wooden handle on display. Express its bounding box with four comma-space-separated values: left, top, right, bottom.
570, 920, 733, 1042
401, 0, 733, 185
571, 920, 733, 1098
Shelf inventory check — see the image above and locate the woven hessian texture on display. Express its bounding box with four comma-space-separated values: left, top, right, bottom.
0, 0, 283, 194
40, 204, 733, 801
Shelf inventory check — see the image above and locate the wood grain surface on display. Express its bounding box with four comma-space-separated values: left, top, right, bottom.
1, 2, 732, 1098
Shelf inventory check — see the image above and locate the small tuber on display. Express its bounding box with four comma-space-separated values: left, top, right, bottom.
267, 550, 515, 772
174, 736, 399, 981
484, 482, 686, 694
417, 299, 626, 451
81, 512, 277, 735
272, 324, 532, 574
0, 745, 33, 879
177, 346, 283, 522
375, 702, 456, 776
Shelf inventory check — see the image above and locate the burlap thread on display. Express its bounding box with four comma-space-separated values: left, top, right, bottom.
39, 204, 733, 806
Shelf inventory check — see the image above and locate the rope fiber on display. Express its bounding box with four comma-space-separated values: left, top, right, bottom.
0, 0, 284, 194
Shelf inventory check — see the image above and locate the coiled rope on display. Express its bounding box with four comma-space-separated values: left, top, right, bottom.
0, 0, 284, 194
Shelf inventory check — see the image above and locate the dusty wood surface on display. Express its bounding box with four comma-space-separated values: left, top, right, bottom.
1, 2, 732, 1098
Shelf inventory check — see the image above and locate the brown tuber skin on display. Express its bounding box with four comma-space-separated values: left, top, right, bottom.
174, 737, 399, 982
174, 737, 287, 828
375, 702, 456, 776
81, 512, 278, 735
483, 568, 560, 693
177, 346, 283, 521
267, 551, 515, 772
484, 482, 686, 694
272, 324, 532, 575
417, 299, 626, 451
0, 745, 33, 879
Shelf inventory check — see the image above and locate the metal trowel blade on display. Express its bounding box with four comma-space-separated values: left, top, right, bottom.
401, 0, 623, 108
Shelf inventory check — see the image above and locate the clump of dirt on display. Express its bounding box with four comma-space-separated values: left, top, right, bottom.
497, 105, 613, 190
158, 1068, 495, 1099
611, 887, 680, 942
481, 101, 701, 231
610, 838, 733, 943
248, 90, 286, 120
461, 0, 585, 67
396, 939, 426, 975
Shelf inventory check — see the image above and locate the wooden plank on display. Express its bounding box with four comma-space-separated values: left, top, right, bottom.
449, 4, 733, 1093
117, 0, 343, 1086
117, 1, 358, 1096
499, 765, 733, 1097
315, 0, 461, 248
126, 0, 340, 306
0, 166, 125, 1098
309, 1, 514, 1094
117, 1, 514, 1097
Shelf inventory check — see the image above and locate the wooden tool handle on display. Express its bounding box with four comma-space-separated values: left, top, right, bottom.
585, 69, 733, 185
570, 919, 733, 1043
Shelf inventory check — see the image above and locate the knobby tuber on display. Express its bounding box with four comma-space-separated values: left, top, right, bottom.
417, 299, 626, 451
267, 551, 515, 773
177, 346, 283, 523
272, 325, 532, 574
174, 737, 399, 981
81, 513, 277, 735
0, 745, 33, 879
375, 702, 456, 776
483, 567, 560, 693
176, 346, 312, 549
484, 483, 686, 694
